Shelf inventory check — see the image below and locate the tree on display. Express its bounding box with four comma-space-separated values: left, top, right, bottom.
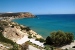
45, 30, 74, 47
65, 32, 74, 44
50, 30, 66, 46
45, 36, 53, 45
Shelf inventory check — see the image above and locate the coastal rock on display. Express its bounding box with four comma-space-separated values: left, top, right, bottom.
2, 27, 43, 42
0, 20, 44, 49
2, 26, 26, 42
29, 30, 43, 39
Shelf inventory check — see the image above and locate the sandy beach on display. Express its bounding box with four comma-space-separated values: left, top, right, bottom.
16, 35, 44, 47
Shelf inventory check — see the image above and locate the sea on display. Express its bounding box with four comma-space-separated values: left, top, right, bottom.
13, 14, 75, 39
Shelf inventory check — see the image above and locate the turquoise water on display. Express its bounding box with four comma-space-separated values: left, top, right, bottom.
13, 14, 75, 38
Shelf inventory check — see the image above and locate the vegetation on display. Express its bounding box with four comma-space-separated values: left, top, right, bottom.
0, 27, 4, 32
20, 26, 30, 31
45, 30, 74, 47
28, 35, 32, 38
65, 48, 68, 50
21, 42, 29, 50
0, 12, 34, 17
72, 46, 75, 48
25, 27, 31, 31
9, 43, 19, 50
0, 32, 19, 50
11, 25, 14, 28
36, 38, 45, 42
0, 32, 14, 45
0, 20, 31, 50
0, 21, 9, 27
0, 21, 8, 32
26, 41, 44, 49
33, 35, 36, 38
44, 45, 51, 50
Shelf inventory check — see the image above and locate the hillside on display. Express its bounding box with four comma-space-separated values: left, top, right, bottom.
0, 20, 44, 50
0, 12, 35, 18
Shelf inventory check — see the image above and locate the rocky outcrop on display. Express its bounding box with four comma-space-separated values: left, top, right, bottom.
3, 27, 25, 42
29, 30, 43, 38
0, 12, 35, 18
1, 21, 43, 42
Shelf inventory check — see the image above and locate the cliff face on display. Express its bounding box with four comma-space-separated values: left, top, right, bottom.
0, 20, 42, 42
0, 12, 35, 18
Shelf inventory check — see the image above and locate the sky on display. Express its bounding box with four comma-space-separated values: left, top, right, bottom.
0, 0, 75, 14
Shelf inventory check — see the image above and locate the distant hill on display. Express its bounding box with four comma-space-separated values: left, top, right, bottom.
0, 12, 35, 18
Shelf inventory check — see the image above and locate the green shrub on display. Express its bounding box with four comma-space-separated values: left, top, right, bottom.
33, 35, 36, 38
20, 26, 30, 31
28, 35, 32, 38
65, 48, 68, 50
25, 27, 31, 31
45, 30, 74, 47
36, 38, 45, 42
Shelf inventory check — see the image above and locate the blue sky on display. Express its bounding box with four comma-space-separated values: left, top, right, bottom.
0, 0, 75, 14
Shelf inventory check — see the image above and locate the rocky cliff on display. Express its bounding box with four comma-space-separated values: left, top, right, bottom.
0, 20, 43, 42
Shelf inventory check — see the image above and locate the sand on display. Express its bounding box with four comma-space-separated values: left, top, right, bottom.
16, 35, 44, 47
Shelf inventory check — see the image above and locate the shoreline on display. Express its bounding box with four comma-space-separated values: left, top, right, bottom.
12, 17, 45, 39
11, 18, 45, 48
10, 17, 75, 49
0, 17, 75, 50
12, 17, 47, 39
1, 17, 44, 47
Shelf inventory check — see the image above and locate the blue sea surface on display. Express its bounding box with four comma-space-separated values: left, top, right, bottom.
13, 14, 75, 39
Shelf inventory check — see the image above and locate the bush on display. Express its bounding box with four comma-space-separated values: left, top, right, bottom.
36, 38, 45, 42
20, 26, 30, 31
28, 35, 32, 38
25, 27, 31, 31
0, 27, 4, 32
45, 36, 53, 45
44, 45, 51, 50
72, 46, 75, 48
0, 21, 8, 26
33, 35, 36, 38
45, 30, 74, 47
65, 48, 68, 50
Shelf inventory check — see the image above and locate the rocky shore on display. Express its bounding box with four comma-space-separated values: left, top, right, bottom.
2, 21, 43, 42
0, 17, 44, 50
0, 15, 75, 50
